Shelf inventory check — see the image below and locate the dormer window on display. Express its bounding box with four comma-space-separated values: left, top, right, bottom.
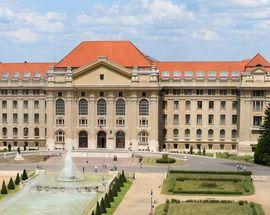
185, 71, 193, 78
173, 71, 180, 78
23, 72, 30, 79
162, 71, 169, 77
256, 64, 262, 67
2, 72, 9, 80
209, 71, 216, 78
34, 72, 41, 79
13, 72, 19, 80
196, 71, 205, 78
220, 71, 228, 78
232, 71, 240, 77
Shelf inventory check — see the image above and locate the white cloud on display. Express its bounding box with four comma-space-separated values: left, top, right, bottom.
193, 29, 219, 41
227, 0, 270, 7
5, 28, 40, 43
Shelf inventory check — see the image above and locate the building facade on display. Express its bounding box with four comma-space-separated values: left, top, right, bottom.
0, 41, 269, 154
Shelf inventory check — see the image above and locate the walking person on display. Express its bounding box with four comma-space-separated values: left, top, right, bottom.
94, 165, 98, 173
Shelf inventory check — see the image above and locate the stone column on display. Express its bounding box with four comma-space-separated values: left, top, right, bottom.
65, 91, 74, 149
46, 92, 55, 150
89, 92, 96, 149
107, 92, 114, 150
149, 91, 159, 152
127, 91, 138, 150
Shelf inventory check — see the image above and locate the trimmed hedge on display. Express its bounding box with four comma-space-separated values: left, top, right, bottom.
169, 170, 252, 176
172, 190, 243, 195
176, 177, 241, 182
156, 154, 176, 164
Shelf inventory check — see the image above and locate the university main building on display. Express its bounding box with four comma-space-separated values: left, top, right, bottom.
0, 41, 269, 154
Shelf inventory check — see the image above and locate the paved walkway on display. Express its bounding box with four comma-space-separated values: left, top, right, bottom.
115, 173, 270, 215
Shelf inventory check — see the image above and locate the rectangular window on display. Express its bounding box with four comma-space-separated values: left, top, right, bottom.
185, 101, 191, 110
232, 101, 238, 109
174, 101, 179, 110
116, 118, 125, 126
208, 90, 216, 95
23, 100, 28, 109
197, 101, 202, 109
185, 144, 190, 149
173, 114, 179, 125
221, 101, 226, 109
13, 101, 17, 109
253, 116, 262, 126
12, 90, 18, 95
34, 113, 39, 124
2, 100, 7, 109
232, 115, 237, 124
197, 114, 202, 124
184, 90, 192, 95
98, 118, 106, 126
208, 144, 213, 149
173, 90, 180, 95
162, 101, 167, 110
196, 90, 204, 95
185, 115, 190, 124
22, 90, 29, 95
208, 115, 214, 124
220, 115, 226, 125
220, 90, 227, 95
163, 114, 167, 125
24, 114, 29, 124
2, 114, 7, 124
34, 100, 39, 109
220, 144, 225, 150
252, 90, 265, 97
13, 113, 18, 124
231, 90, 238, 95
253, 101, 263, 112
209, 101, 214, 109
139, 118, 148, 126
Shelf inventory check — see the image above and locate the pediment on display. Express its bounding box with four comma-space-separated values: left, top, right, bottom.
252, 67, 266, 75
73, 58, 132, 86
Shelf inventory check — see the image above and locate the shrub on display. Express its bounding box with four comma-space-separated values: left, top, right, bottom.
1, 180, 8, 194
108, 187, 114, 202
121, 170, 127, 183
8, 177, 15, 190
190, 146, 193, 154
156, 154, 176, 164
95, 202, 101, 215
169, 170, 252, 176
100, 198, 106, 213
104, 193, 111, 208
8, 143, 11, 152
172, 190, 243, 195
203, 147, 206, 156
91, 210, 95, 215
21, 169, 28, 181
15, 173, 20, 185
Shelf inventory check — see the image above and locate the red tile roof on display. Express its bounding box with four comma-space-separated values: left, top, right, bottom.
55, 41, 152, 68
246, 53, 270, 67
0, 62, 55, 78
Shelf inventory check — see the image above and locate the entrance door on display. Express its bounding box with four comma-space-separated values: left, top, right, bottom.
116, 131, 125, 148
79, 131, 88, 148
97, 131, 106, 148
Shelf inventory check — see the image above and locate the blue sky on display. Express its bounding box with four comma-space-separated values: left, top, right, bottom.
1, 0, 270, 62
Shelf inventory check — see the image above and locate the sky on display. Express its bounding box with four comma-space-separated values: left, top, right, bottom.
0, 0, 270, 63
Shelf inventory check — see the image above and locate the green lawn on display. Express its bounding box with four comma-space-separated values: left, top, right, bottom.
104, 179, 132, 215
155, 202, 264, 215
162, 172, 254, 195
0, 186, 19, 202
201, 153, 254, 164
143, 156, 185, 166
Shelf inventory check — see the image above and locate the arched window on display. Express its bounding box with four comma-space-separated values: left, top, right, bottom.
173, 129, 179, 139
196, 129, 202, 139
139, 99, 149, 116
185, 129, 190, 139
13, 127, 18, 137
208, 129, 214, 139
79, 99, 88, 115
56, 130, 65, 143
138, 131, 148, 143
116, 131, 125, 148
34, 128, 39, 137
2, 127, 7, 137
116, 99, 125, 115
97, 99, 106, 115
220, 129, 225, 139
23, 127, 29, 137
56, 99, 65, 115
231, 129, 237, 139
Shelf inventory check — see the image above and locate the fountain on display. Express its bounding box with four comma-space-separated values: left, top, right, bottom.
56, 144, 84, 182
14, 147, 24, 161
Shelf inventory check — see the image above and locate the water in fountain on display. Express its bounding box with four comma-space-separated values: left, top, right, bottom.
57, 143, 84, 182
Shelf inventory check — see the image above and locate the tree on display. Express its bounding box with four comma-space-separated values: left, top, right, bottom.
104, 193, 111, 208
21, 169, 28, 181
108, 187, 114, 202
1, 180, 8, 194
255, 104, 270, 165
8, 143, 11, 152
190, 146, 193, 154
15, 173, 20, 185
121, 170, 127, 183
203, 147, 206, 156
95, 202, 101, 215
100, 198, 107, 213
91, 210, 95, 215
8, 177, 15, 190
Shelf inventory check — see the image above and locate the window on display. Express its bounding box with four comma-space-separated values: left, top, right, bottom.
231, 130, 237, 139
2, 127, 7, 137
13, 72, 19, 79
185, 144, 190, 149
173, 89, 180, 95
139, 99, 149, 116
100, 92, 104, 97
185, 129, 190, 139
162, 71, 169, 77
118, 92, 123, 97
208, 129, 214, 139
252, 90, 265, 97
97, 118, 106, 126
23, 72, 30, 79
220, 90, 227, 95
208, 115, 214, 124
185, 71, 193, 78
184, 90, 192, 95
163, 114, 167, 125
253, 101, 263, 111
56, 130, 65, 143
173, 144, 178, 149
220, 71, 228, 78
173, 129, 179, 139
197, 144, 201, 150
142, 92, 147, 97
56, 99, 65, 115
196, 129, 202, 139
2, 114, 7, 124
197, 101, 202, 109
174, 101, 179, 110
197, 114, 202, 124
34, 72, 41, 79
185, 101, 191, 110
221, 101, 226, 109
185, 115, 190, 124
34, 100, 39, 109
220, 129, 225, 140
209, 101, 214, 109
1, 89, 8, 95
208, 144, 213, 149
35, 128, 40, 137
232, 144, 237, 150
116, 131, 125, 148
173, 71, 181, 78
56, 117, 65, 125
97, 99, 107, 115
209, 71, 216, 78
220, 144, 224, 150
22, 90, 29, 95
79, 118, 88, 125
13, 114, 18, 124
34, 114, 39, 124
232, 101, 238, 109
138, 131, 148, 144
162, 101, 167, 110
13, 127, 18, 137
12, 90, 18, 95
163, 129, 167, 139
58, 92, 63, 97
220, 115, 226, 125
13, 101, 17, 109
139, 118, 148, 126
232, 71, 240, 78
173, 114, 179, 125
24, 114, 28, 124
2, 100, 7, 109
33, 89, 40, 95
2, 72, 9, 80
253, 116, 262, 126
231, 90, 238, 95
116, 118, 125, 126
23, 100, 28, 109
81, 92, 86, 97
116, 99, 125, 115
100, 74, 104, 80
196, 71, 204, 78
232, 115, 237, 124
196, 90, 204, 95
79, 99, 88, 115
208, 90, 216, 95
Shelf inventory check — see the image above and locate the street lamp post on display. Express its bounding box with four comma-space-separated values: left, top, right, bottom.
150, 189, 153, 215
